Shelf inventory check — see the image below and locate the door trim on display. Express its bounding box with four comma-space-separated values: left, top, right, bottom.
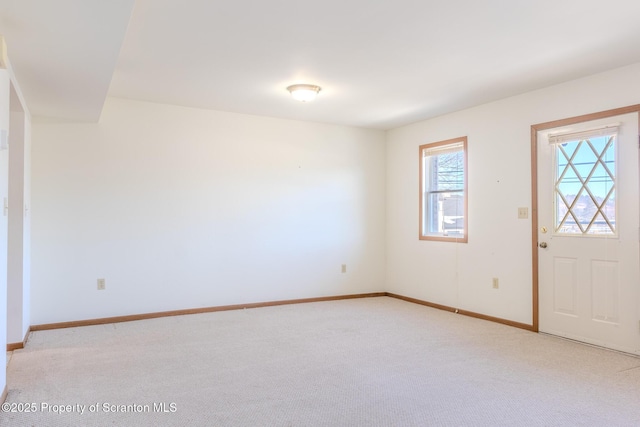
530, 104, 640, 332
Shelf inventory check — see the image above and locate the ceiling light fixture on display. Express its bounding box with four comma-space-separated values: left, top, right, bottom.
287, 84, 321, 102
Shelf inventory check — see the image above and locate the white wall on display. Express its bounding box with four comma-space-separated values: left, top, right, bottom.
0, 68, 10, 395
8, 100, 30, 344
31, 98, 386, 324
22, 113, 30, 336
30, 62, 640, 328
386, 62, 640, 325
1, 36, 33, 397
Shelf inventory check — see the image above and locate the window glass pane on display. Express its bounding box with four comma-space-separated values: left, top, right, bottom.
604, 189, 615, 226
426, 192, 440, 232
558, 214, 580, 234
431, 152, 464, 192
590, 212, 615, 235
554, 135, 616, 235
420, 137, 467, 242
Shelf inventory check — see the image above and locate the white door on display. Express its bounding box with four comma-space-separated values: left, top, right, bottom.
537, 112, 640, 355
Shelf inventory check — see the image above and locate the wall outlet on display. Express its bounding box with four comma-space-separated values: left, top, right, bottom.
341, 264, 347, 273
492, 277, 499, 289
97, 278, 106, 290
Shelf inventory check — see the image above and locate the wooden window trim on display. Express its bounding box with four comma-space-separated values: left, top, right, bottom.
419, 136, 468, 243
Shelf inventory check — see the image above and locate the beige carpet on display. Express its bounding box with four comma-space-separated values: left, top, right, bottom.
2, 296, 640, 426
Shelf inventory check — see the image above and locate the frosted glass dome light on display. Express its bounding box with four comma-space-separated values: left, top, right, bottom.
287, 84, 321, 102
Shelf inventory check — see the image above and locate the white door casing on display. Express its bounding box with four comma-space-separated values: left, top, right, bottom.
536, 112, 640, 355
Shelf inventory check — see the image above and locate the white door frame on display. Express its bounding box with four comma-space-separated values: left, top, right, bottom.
530, 104, 640, 333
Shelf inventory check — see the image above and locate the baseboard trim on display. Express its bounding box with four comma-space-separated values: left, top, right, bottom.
30, 292, 387, 331
6, 342, 23, 351
7, 327, 31, 351
29, 291, 532, 334
1, 385, 7, 405
385, 292, 534, 331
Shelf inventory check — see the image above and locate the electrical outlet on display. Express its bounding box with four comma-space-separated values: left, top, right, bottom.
492, 278, 499, 289
341, 264, 347, 273
97, 278, 106, 290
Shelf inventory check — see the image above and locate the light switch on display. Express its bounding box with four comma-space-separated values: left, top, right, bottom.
518, 207, 528, 219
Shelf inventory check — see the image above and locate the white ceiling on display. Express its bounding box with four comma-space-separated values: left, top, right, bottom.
2, 0, 640, 130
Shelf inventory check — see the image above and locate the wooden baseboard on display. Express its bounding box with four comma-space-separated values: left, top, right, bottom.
29, 291, 532, 335
6, 327, 31, 351
385, 292, 534, 331
7, 342, 23, 351
30, 292, 387, 331
0, 385, 7, 405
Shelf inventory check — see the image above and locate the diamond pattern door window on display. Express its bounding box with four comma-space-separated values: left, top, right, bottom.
554, 134, 616, 235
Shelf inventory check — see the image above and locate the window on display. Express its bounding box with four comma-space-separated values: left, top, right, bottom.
419, 137, 467, 242
550, 126, 617, 235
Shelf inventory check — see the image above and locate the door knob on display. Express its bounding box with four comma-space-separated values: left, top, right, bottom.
539, 242, 548, 248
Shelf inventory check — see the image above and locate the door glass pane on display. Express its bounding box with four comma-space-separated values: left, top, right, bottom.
554, 135, 616, 235
558, 214, 580, 234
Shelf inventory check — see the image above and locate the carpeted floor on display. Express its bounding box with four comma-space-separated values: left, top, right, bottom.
1, 296, 640, 426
